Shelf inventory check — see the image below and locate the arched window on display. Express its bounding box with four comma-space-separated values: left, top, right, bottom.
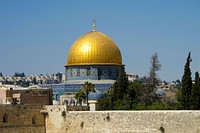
70, 100, 75, 106
76, 100, 82, 106
3, 114, 8, 123
65, 100, 68, 105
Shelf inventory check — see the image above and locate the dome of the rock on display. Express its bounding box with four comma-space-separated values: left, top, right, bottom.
64, 21, 124, 81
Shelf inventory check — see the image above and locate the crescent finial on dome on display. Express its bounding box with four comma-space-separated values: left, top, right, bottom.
92, 19, 96, 31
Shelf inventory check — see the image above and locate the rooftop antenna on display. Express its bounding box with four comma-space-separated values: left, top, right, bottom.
92, 19, 96, 31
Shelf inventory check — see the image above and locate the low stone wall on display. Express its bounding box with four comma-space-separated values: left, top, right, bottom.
1, 105, 200, 133
45, 108, 200, 133
0, 105, 45, 133
0, 126, 45, 133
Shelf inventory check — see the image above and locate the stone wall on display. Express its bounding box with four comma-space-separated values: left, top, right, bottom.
19, 89, 53, 105
1, 105, 200, 133
45, 107, 200, 133
0, 105, 45, 133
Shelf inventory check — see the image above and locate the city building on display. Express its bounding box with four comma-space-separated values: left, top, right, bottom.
0, 84, 53, 105
0, 73, 62, 85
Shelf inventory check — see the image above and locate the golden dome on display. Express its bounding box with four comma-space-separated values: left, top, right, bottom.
66, 31, 122, 66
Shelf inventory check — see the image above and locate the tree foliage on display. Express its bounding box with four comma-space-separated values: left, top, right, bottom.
148, 52, 161, 87
177, 52, 200, 110
98, 71, 161, 110
180, 52, 192, 109
112, 71, 134, 109
98, 71, 181, 110
75, 90, 85, 103
75, 81, 95, 106
112, 71, 129, 101
98, 52, 200, 110
98, 71, 131, 110
190, 71, 200, 109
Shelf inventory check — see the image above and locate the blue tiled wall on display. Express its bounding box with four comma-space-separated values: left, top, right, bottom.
65, 65, 122, 80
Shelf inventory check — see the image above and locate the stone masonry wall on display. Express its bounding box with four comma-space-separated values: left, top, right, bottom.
1, 105, 200, 133
45, 106, 200, 133
0, 105, 45, 133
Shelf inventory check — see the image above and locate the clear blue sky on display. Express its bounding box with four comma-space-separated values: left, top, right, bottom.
0, 0, 200, 81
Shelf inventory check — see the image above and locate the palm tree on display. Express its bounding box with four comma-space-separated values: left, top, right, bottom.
75, 90, 85, 105
82, 81, 95, 106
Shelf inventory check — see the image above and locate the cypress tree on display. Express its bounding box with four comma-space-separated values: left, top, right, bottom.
112, 71, 128, 100
181, 52, 192, 109
191, 72, 200, 109
98, 71, 135, 110
196, 72, 200, 109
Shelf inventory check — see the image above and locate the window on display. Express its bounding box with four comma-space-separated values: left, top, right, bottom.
70, 100, 75, 106
65, 100, 68, 105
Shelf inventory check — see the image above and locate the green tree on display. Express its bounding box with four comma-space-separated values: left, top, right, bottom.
98, 71, 137, 110
148, 52, 161, 88
133, 83, 159, 106
98, 94, 113, 110
181, 52, 192, 109
191, 71, 200, 109
112, 71, 131, 109
81, 81, 95, 106
98, 71, 179, 110
75, 90, 85, 104
112, 71, 129, 101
